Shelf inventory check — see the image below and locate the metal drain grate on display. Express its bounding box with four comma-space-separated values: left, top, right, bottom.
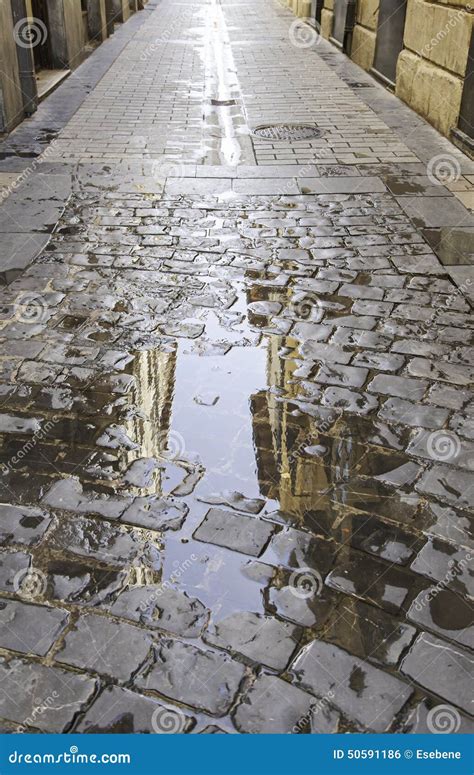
253, 124, 323, 141
211, 99, 236, 106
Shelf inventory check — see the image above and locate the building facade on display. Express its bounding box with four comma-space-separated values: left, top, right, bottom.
287, 0, 473, 154
0, 0, 146, 135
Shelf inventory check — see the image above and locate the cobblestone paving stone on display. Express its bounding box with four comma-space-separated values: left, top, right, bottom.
0, 0, 473, 736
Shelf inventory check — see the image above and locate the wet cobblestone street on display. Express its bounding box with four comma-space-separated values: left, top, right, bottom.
0, 0, 473, 735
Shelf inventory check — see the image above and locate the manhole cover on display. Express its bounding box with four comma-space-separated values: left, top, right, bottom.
253, 124, 323, 141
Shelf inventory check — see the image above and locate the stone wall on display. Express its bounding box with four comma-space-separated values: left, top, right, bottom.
283, 0, 473, 140
351, 0, 379, 71
397, 0, 473, 136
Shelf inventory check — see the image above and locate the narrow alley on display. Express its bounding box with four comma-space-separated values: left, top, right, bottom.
0, 0, 473, 736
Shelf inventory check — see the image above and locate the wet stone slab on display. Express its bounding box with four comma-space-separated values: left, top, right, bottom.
416, 466, 474, 510
419, 502, 474, 551
120, 497, 188, 531
76, 685, 195, 733
401, 633, 473, 714
0, 505, 52, 546
48, 515, 159, 569
135, 640, 246, 716
342, 514, 418, 565
261, 527, 336, 574
323, 598, 417, 666
55, 613, 153, 681
47, 559, 127, 606
193, 508, 276, 557
0, 551, 31, 593
42, 478, 131, 520
410, 538, 474, 598
0, 658, 96, 732
0, 599, 68, 656
268, 581, 336, 628
203, 611, 300, 670
401, 700, 474, 734
291, 640, 413, 732
233, 674, 321, 734
325, 553, 412, 613
109, 586, 208, 638
407, 588, 474, 649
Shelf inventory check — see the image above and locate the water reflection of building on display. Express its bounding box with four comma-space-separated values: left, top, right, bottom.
120, 346, 177, 493
252, 333, 335, 517
129, 347, 176, 459
250, 324, 361, 548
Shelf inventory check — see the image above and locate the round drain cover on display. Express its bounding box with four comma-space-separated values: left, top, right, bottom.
253, 124, 323, 141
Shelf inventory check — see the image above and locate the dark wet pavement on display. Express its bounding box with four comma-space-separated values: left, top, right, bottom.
0, 0, 473, 736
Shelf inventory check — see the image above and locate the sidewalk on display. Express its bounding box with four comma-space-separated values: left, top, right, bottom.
0, 0, 472, 735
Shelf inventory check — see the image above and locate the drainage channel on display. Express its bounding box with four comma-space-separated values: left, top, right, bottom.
199, 0, 254, 166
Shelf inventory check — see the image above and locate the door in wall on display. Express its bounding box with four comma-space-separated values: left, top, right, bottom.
372, 0, 408, 87
311, 0, 324, 27
31, 0, 53, 70
105, 0, 115, 35
330, 0, 356, 52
